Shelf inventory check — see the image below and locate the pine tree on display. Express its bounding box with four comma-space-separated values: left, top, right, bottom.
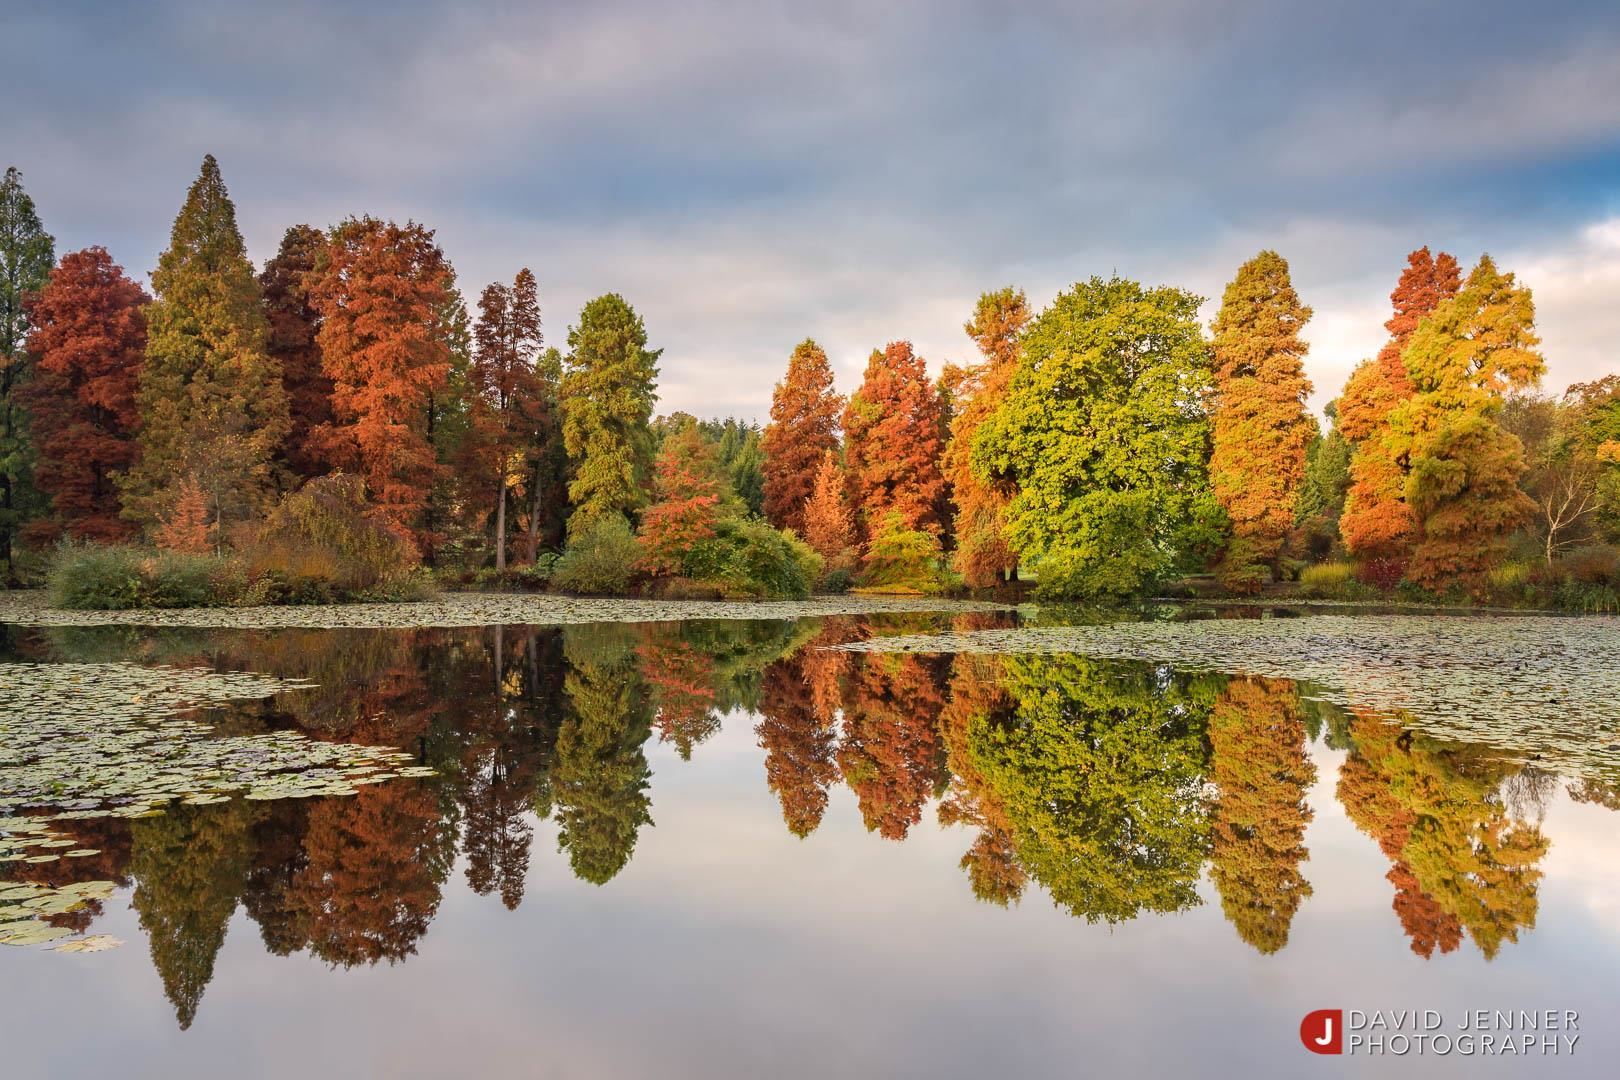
471, 268, 548, 570
943, 287, 1029, 586
124, 155, 289, 536
1209, 251, 1315, 590
559, 293, 660, 535
0, 166, 56, 576
842, 340, 947, 542
1339, 248, 1461, 578
20, 247, 148, 541
1391, 256, 1544, 590
762, 339, 842, 533
260, 224, 331, 480
307, 216, 457, 547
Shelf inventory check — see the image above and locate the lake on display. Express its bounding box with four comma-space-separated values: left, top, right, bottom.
2, 598, 1618, 1078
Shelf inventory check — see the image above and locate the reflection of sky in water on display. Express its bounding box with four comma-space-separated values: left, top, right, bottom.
3, 623, 1619, 1078
6, 737, 1618, 1077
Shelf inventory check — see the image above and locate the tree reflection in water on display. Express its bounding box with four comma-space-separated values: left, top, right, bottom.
0, 615, 1583, 1031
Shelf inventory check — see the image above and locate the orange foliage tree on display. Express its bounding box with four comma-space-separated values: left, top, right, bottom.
762, 338, 842, 534
307, 217, 457, 548
943, 288, 1029, 586
1209, 251, 1315, 589
638, 631, 721, 759
260, 224, 332, 480
756, 643, 842, 837
800, 450, 855, 572
842, 341, 947, 542
1390, 255, 1544, 590
637, 421, 725, 576
20, 246, 148, 541
836, 651, 947, 840
1339, 248, 1460, 580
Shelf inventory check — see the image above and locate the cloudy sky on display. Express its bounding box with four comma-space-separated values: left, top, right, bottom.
5, 0, 1619, 420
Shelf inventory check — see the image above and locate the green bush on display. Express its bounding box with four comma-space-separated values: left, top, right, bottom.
856, 513, 955, 595
48, 543, 240, 610
685, 518, 820, 599
244, 474, 423, 600
818, 566, 854, 594
1297, 561, 1374, 600
552, 515, 642, 594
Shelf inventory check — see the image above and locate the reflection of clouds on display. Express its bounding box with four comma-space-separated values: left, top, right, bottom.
1539, 790, 1620, 931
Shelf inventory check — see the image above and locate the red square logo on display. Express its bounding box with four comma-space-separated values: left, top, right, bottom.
1301, 1009, 1344, 1054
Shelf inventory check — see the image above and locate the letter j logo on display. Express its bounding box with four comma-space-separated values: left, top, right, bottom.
1300, 1009, 1343, 1054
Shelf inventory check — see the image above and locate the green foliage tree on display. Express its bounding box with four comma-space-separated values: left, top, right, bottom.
560, 294, 660, 536
973, 277, 1220, 598
0, 166, 55, 577
124, 155, 290, 537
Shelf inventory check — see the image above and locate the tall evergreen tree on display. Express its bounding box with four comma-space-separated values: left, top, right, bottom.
20, 247, 148, 541
1339, 248, 1461, 577
124, 155, 289, 538
0, 166, 55, 577
1208, 251, 1315, 590
559, 293, 660, 535
842, 340, 947, 541
762, 339, 842, 533
943, 287, 1029, 586
260, 224, 331, 480
307, 216, 458, 549
1390, 255, 1544, 591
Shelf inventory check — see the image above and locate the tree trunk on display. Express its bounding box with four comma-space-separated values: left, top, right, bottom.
526, 461, 543, 562
494, 479, 507, 573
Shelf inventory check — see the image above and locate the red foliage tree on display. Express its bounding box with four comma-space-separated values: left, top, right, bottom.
842, 341, 948, 542
756, 635, 843, 837
800, 450, 855, 571
762, 339, 843, 533
306, 217, 457, 547
637, 422, 724, 576
470, 268, 548, 570
20, 246, 147, 541
260, 224, 332, 480
637, 633, 720, 759
1339, 248, 1460, 573
837, 651, 947, 840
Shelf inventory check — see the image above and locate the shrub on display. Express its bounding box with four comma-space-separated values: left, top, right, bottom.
685, 518, 820, 599
818, 566, 854, 594
244, 475, 423, 601
1355, 556, 1406, 590
856, 513, 955, 595
48, 543, 239, 609
1297, 561, 1374, 600
552, 515, 641, 594
1561, 544, 1620, 586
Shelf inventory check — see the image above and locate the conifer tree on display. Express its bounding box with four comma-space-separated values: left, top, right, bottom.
471, 268, 548, 570
1209, 251, 1315, 590
125, 155, 289, 536
801, 450, 855, 572
0, 166, 55, 576
20, 247, 148, 541
307, 216, 457, 547
637, 420, 725, 576
842, 340, 947, 541
762, 339, 842, 533
260, 224, 331, 480
1390, 256, 1544, 590
559, 293, 660, 535
1339, 248, 1461, 578
943, 287, 1029, 586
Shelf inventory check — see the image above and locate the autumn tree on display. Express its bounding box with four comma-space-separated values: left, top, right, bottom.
560, 293, 660, 535
124, 155, 289, 536
306, 216, 458, 547
471, 268, 548, 570
1339, 248, 1461, 578
837, 651, 947, 840
756, 644, 841, 837
842, 341, 947, 541
762, 339, 842, 533
943, 287, 1030, 586
19, 247, 148, 541
260, 224, 332, 480
1209, 252, 1315, 590
637, 631, 721, 759
1208, 677, 1315, 954
637, 418, 726, 576
801, 450, 855, 573
1, 165, 56, 575
938, 651, 1027, 906
1390, 255, 1544, 590
974, 277, 1220, 598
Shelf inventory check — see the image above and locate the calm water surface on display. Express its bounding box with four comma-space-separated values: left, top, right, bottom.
2, 611, 1617, 1078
